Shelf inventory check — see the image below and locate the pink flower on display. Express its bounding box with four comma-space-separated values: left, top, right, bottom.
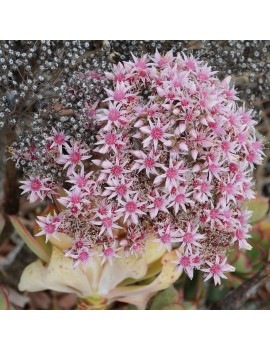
154, 159, 186, 191
36, 212, 61, 243
204, 204, 224, 229
105, 82, 135, 104
131, 149, 162, 177
91, 207, 123, 238
147, 190, 169, 219
98, 157, 130, 182
153, 224, 180, 252
69, 248, 96, 269
152, 50, 174, 68
178, 224, 205, 253
203, 157, 228, 182
103, 177, 134, 202
172, 250, 195, 279
202, 256, 235, 285
97, 101, 127, 130
57, 142, 90, 175
140, 118, 173, 151
117, 193, 146, 225
94, 130, 125, 154
58, 188, 90, 212
101, 243, 120, 265
48, 127, 70, 151
231, 228, 252, 250
20, 176, 51, 203
66, 168, 93, 192
193, 177, 213, 203
168, 187, 194, 214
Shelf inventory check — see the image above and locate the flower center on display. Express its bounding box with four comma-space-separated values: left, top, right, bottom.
221, 141, 230, 151
54, 134, 65, 145
104, 247, 114, 257
154, 197, 163, 208
111, 165, 122, 176
114, 89, 125, 102
210, 209, 218, 219
125, 201, 137, 213
77, 177, 87, 187
144, 157, 155, 168
210, 264, 221, 275
180, 256, 190, 267
161, 234, 170, 243
45, 223, 55, 234
209, 164, 218, 173
102, 217, 113, 228
183, 233, 193, 243
71, 195, 81, 204
175, 194, 185, 203
79, 251, 89, 262
151, 127, 163, 139
105, 133, 117, 145
116, 184, 127, 195
201, 182, 209, 192
30, 179, 42, 191
70, 152, 81, 164
226, 183, 234, 194
167, 167, 178, 179
75, 240, 84, 249
108, 109, 120, 121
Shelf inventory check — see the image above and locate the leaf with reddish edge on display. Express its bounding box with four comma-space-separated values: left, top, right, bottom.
0, 285, 13, 310
161, 303, 184, 310
247, 197, 269, 223
229, 251, 253, 274
9, 215, 51, 263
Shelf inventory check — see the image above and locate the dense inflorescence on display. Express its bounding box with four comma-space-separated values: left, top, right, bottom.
2, 40, 269, 132
13, 51, 264, 285
107, 40, 270, 107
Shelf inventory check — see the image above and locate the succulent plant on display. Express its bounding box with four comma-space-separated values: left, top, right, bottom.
10, 209, 181, 310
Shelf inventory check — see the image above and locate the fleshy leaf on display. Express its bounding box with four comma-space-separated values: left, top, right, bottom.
18, 247, 93, 297
9, 215, 51, 263
150, 286, 180, 310
98, 253, 148, 296
0, 285, 13, 310
107, 250, 182, 309
247, 197, 269, 223
144, 239, 166, 265
161, 303, 184, 310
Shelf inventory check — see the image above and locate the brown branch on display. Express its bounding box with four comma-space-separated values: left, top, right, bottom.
212, 263, 270, 309
3, 126, 19, 215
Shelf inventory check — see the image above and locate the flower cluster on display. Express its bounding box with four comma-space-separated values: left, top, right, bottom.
14, 51, 264, 285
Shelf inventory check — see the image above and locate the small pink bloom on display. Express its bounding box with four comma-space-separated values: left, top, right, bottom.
202, 256, 235, 285
20, 176, 51, 203
36, 212, 61, 243
57, 142, 90, 175
48, 127, 70, 151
